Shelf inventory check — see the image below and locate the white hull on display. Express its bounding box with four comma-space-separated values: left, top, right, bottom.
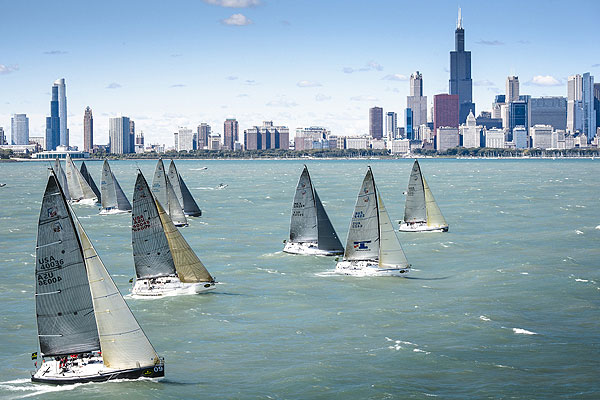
283, 241, 343, 256
335, 260, 410, 277
131, 275, 215, 297
398, 221, 448, 232
70, 198, 99, 206
100, 208, 131, 215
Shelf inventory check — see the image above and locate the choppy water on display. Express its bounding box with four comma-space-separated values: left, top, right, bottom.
0, 158, 598, 399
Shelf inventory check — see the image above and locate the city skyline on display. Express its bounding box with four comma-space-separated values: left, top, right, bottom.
0, 0, 598, 149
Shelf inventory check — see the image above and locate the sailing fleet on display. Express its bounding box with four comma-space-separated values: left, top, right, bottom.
30, 158, 447, 385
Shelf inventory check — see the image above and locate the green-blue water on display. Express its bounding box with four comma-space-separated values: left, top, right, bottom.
0, 159, 598, 399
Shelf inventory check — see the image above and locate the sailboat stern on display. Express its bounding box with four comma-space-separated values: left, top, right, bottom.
335, 260, 410, 277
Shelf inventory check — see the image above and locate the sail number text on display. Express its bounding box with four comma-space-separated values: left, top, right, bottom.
132, 215, 151, 232
38, 255, 64, 271
37, 271, 62, 286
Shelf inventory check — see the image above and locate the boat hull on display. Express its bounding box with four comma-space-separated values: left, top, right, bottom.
31, 357, 164, 385
100, 208, 131, 215
283, 241, 343, 256
398, 222, 448, 232
131, 276, 216, 297
184, 211, 202, 217
335, 260, 410, 277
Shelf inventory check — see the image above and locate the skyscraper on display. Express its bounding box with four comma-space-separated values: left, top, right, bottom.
53, 78, 68, 147
11, 114, 29, 145
109, 116, 131, 154
83, 106, 93, 152
449, 8, 475, 124
176, 127, 194, 151
0, 127, 6, 145
433, 94, 459, 132
244, 121, 289, 150
197, 123, 211, 150
506, 76, 519, 103
369, 107, 383, 139
129, 120, 135, 152
223, 118, 239, 150
567, 74, 583, 133
45, 85, 60, 150
528, 97, 567, 130
385, 112, 397, 141
406, 71, 428, 135
581, 72, 596, 141
594, 83, 600, 131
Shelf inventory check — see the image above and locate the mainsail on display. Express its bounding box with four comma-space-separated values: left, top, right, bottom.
76, 219, 160, 369
403, 160, 426, 223
80, 161, 101, 201
100, 160, 131, 212
35, 172, 100, 357
423, 176, 447, 227
52, 158, 71, 201
168, 161, 201, 217
132, 172, 177, 279
343, 167, 379, 261
65, 155, 97, 203
151, 159, 168, 209
289, 166, 318, 243
377, 192, 409, 268
314, 191, 344, 252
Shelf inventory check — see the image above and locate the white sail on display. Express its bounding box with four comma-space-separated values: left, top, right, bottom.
65, 155, 97, 202
151, 159, 168, 209
80, 161, 101, 201
423, 176, 447, 227
167, 161, 184, 208
76, 219, 160, 370
289, 166, 318, 243
100, 160, 131, 212
377, 192, 409, 268
343, 167, 379, 261
166, 176, 187, 226
403, 160, 426, 223
53, 158, 71, 201
169, 161, 202, 217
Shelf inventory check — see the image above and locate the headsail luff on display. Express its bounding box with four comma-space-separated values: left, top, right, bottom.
403, 160, 426, 223
289, 166, 318, 243
423, 176, 447, 227
65, 154, 97, 202
132, 172, 177, 279
377, 192, 409, 268
314, 191, 344, 252
52, 158, 71, 201
76, 219, 160, 369
35, 172, 100, 357
80, 161, 101, 201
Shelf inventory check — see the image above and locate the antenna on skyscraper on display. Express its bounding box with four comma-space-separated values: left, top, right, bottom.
457, 7, 463, 29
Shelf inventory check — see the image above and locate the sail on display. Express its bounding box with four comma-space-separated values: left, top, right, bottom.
157, 201, 213, 283
132, 172, 177, 278
377, 192, 410, 268
76, 219, 160, 369
403, 160, 426, 223
80, 161, 101, 201
65, 155, 97, 202
167, 161, 184, 208
53, 158, 71, 201
151, 159, 168, 209
343, 167, 379, 261
168, 160, 202, 216
314, 191, 344, 252
35, 173, 100, 357
101, 160, 131, 211
166, 176, 187, 226
289, 166, 318, 243
113, 172, 132, 211
423, 176, 447, 227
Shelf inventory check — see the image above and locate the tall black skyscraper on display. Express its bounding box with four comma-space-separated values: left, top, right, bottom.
449, 8, 475, 124
45, 85, 60, 150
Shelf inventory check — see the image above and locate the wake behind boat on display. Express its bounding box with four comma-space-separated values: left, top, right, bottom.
131, 171, 215, 297
398, 160, 448, 232
100, 160, 131, 215
283, 165, 343, 256
335, 167, 411, 277
32, 171, 164, 384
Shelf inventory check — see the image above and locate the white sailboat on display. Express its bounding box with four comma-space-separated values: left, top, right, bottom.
63, 154, 98, 205
100, 160, 132, 215
335, 167, 411, 277
283, 165, 344, 256
152, 159, 188, 227
168, 160, 202, 217
80, 161, 101, 202
131, 171, 215, 296
32, 171, 164, 384
398, 160, 448, 232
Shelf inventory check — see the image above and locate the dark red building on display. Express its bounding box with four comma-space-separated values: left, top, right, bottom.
433, 94, 459, 132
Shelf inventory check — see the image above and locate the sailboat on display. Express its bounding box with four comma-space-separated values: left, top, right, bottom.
167, 160, 202, 217
79, 161, 101, 202
64, 154, 98, 205
152, 159, 188, 227
335, 167, 411, 277
100, 160, 132, 215
32, 171, 164, 384
131, 171, 215, 296
283, 165, 344, 256
52, 158, 71, 201
398, 160, 448, 232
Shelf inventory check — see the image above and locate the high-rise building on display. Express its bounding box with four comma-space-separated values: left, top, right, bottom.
405, 108, 413, 139
567, 74, 583, 134
385, 112, 397, 141
53, 78, 68, 147
109, 116, 132, 154
223, 118, 239, 150
509, 100, 528, 136
436, 126, 459, 152
244, 121, 289, 150
45, 85, 60, 150
407, 71, 428, 132
83, 106, 93, 153
476, 111, 502, 130
530, 125, 553, 149
492, 95, 505, 119
594, 83, 600, 130
135, 131, 145, 153
129, 120, 135, 153
581, 72, 596, 141
197, 123, 211, 149
506, 76, 520, 103
460, 111, 480, 148
528, 97, 567, 130
433, 94, 459, 132
294, 126, 330, 151
484, 128, 506, 149
513, 126, 528, 149
175, 127, 194, 151
449, 8, 475, 124
0, 127, 6, 145
11, 114, 29, 145
369, 107, 383, 139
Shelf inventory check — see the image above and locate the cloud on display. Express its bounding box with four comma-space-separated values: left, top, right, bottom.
526, 75, 563, 86
237, 93, 249, 97
266, 98, 298, 108
170, 84, 186, 88
171, 53, 183, 58
203, 0, 259, 7
315, 93, 331, 101
343, 67, 355, 74
106, 82, 122, 89
226, 75, 239, 80
474, 79, 495, 86
350, 95, 378, 102
517, 40, 530, 45
343, 60, 383, 74
382, 73, 408, 81
44, 50, 68, 55
297, 80, 322, 88
592, 63, 600, 68
366, 60, 383, 71
281, 20, 291, 26
222, 13, 252, 26
476, 40, 504, 46
244, 79, 257, 85
0, 64, 19, 74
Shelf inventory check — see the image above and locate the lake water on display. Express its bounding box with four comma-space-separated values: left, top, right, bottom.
0, 158, 598, 399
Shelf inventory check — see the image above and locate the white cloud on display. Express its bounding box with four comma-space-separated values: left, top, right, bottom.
315, 94, 331, 101
222, 13, 252, 26
204, 0, 260, 7
297, 80, 322, 88
366, 60, 383, 71
44, 50, 68, 55
0, 64, 19, 74
476, 40, 504, 46
170, 84, 186, 88
266, 98, 298, 108
106, 82, 122, 89
226, 76, 239, 80
527, 75, 563, 86
382, 74, 408, 81
350, 95, 378, 102
343, 60, 383, 74
474, 79, 495, 86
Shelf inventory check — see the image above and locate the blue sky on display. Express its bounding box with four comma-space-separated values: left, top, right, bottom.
1, 0, 598, 148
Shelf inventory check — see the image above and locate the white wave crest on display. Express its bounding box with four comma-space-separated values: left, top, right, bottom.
513, 328, 537, 335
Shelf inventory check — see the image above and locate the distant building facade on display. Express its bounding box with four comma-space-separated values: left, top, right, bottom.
436, 126, 459, 151
109, 116, 132, 154
581, 72, 596, 141
223, 118, 239, 150
244, 121, 290, 150
449, 9, 475, 123
513, 126, 528, 149
45, 84, 60, 150
197, 123, 211, 149
294, 126, 330, 151
433, 94, 459, 132
175, 127, 194, 151
530, 124, 553, 149
0, 127, 5, 145
369, 107, 383, 139
528, 97, 566, 131
484, 128, 506, 149
476, 111, 502, 130
53, 78, 68, 147
506, 76, 519, 103
83, 106, 93, 152
11, 114, 29, 145
460, 111, 480, 148
406, 71, 428, 139
385, 112, 397, 141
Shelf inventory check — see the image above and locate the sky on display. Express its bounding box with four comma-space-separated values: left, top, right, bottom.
1, 0, 599, 148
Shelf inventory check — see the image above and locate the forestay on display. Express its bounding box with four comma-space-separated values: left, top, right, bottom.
344, 168, 379, 261
80, 161, 101, 201
314, 191, 344, 252
35, 173, 100, 357
377, 192, 409, 268
423, 176, 447, 227
403, 160, 426, 223
289, 166, 318, 243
